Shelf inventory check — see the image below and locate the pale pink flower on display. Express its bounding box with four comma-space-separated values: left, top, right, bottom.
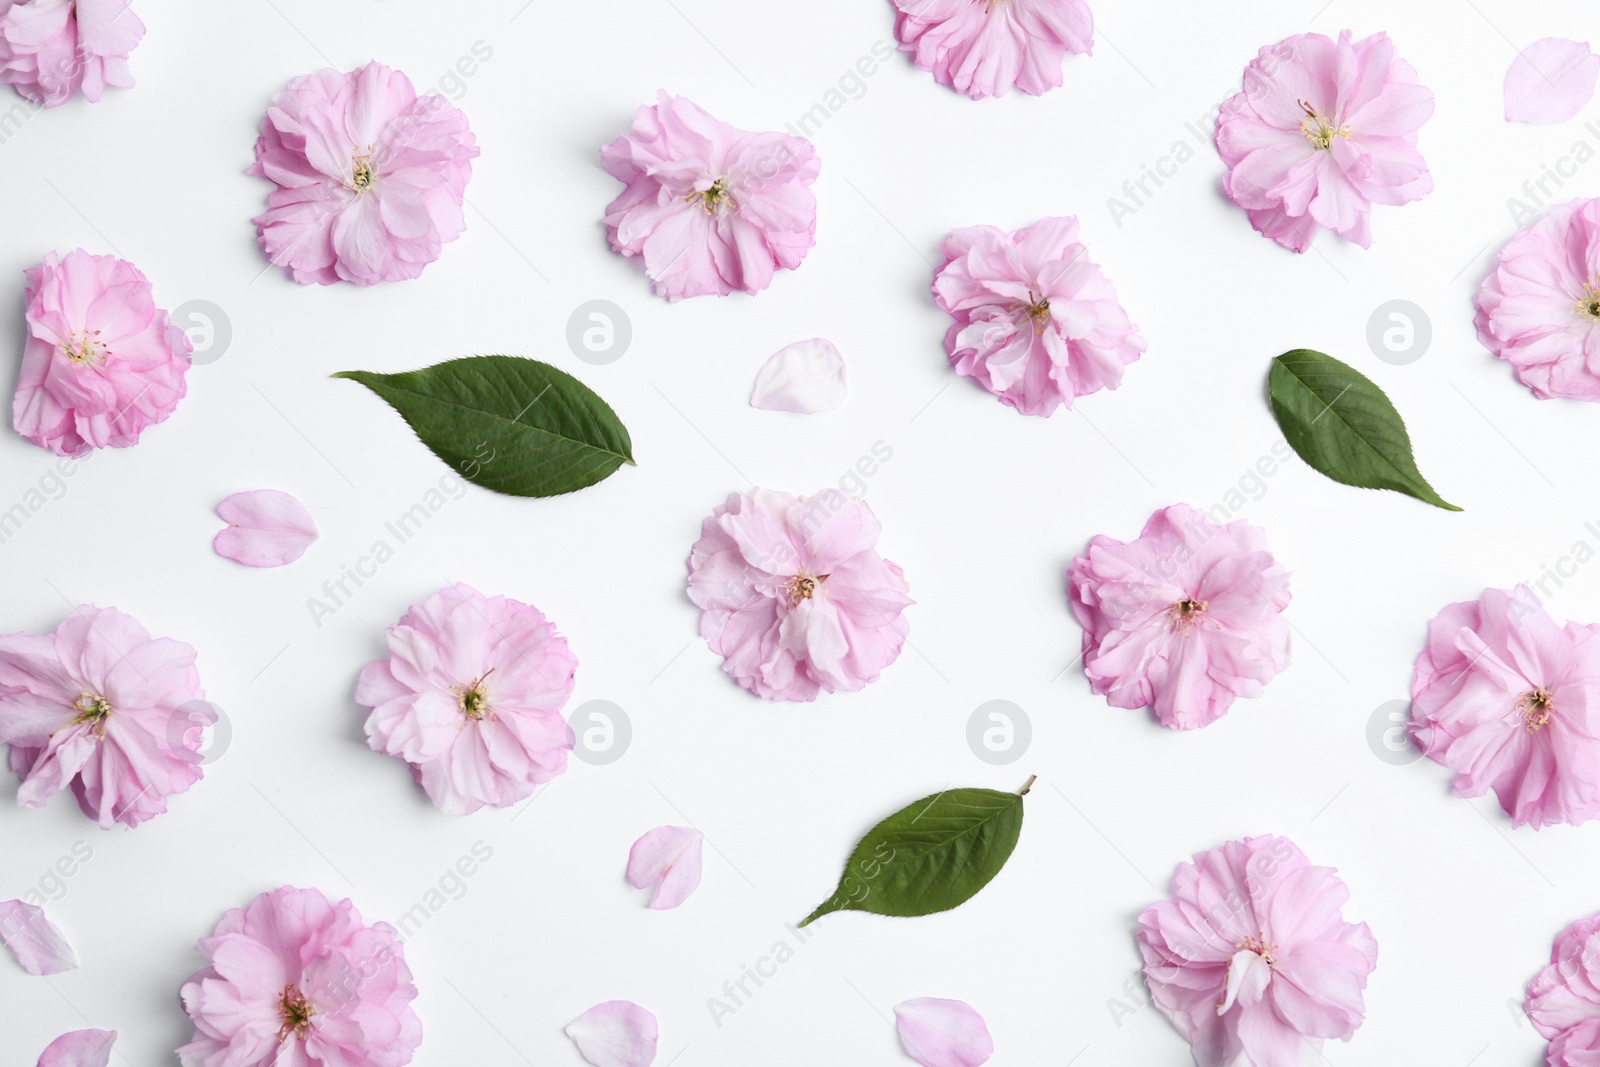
601, 92, 819, 301
1138, 835, 1378, 1067
178, 885, 421, 1067
1067, 504, 1291, 730
566, 1001, 658, 1067
894, 998, 993, 1067
12, 248, 191, 458
1475, 198, 1600, 402
357, 583, 577, 815
932, 217, 1145, 417
35, 1029, 116, 1067
626, 826, 704, 910
0, 898, 76, 974
1505, 38, 1600, 125
1409, 586, 1600, 829
0, 606, 210, 828
687, 488, 912, 702
1526, 912, 1600, 1064
249, 61, 478, 286
0, 0, 142, 108
892, 0, 1093, 100
1215, 30, 1434, 253
214, 489, 319, 568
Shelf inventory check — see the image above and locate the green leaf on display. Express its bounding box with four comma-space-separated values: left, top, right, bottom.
334, 356, 634, 498
1268, 349, 1460, 512
799, 778, 1032, 927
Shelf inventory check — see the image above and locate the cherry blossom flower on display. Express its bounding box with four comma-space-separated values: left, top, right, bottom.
1526, 911, 1600, 1064
1505, 38, 1600, 125
626, 826, 704, 910
35, 1029, 116, 1067
12, 248, 191, 457
178, 886, 421, 1067
1066, 504, 1291, 730
566, 1001, 658, 1067
1475, 198, 1600, 402
213, 489, 319, 567
1409, 586, 1600, 828
891, 0, 1094, 100
0, 898, 76, 974
601, 92, 819, 301
250, 61, 479, 286
1138, 835, 1378, 1067
357, 583, 577, 815
0, 606, 210, 828
687, 488, 912, 702
932, 216, 1145, 417
0, 0, 143, 107
1215, 30, 1434, 252
894, 998, 994, 1067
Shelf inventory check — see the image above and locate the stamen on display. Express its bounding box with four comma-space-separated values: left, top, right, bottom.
1297, 100, 1349, 151
1013, 289, 1051, 332
277, 984, 314, 1041
453, 669, 496, 722
688, 177, 731, 214
351, 150, 374, 192
1236, 935, 1278, 967
1575, 281, 1600, 321
59, 330, 109, 366
68, 692, 111, 736
781, 572, 828, 608
1167, 598, 1210, 636
1516, 688, 1554, 732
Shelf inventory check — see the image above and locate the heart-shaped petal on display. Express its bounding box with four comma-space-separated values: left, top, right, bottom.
566, 1000, 659, 1067
625, 825, 704, 910
0, 899, 78, 976
36, 1029, 117, 1067
893, 997, 994, 1067
750, 338, 847, 414
1505, 37, 1600, 124
213, 489, 319, 568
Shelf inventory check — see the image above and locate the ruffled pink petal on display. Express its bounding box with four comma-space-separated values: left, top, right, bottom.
0, 899, 77, 975
566, 1001, 659, 1067
750, 338, 847, 414
35, 1029, 117, 1067
893, 998, 994, 1067
213, 489, 319, 568
1505, 37, 1600, 124
626, 825, 705, 910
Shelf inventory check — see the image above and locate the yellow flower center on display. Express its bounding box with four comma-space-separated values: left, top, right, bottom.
1168, 599, 1210, 636
454, 670, 495, 721
1576, 281, 1600, 321
1298, 101, 1349, 151
1516, 688, 1554, 732
1237, 934, 1278, 967
69, 692, 111, 735
782, 572, 827, 608
689, 177, 731, 214
351, 151, 374, 193
1017, 290, 1051, 332
60, 330, 109, 366
277, 984, 314, 1041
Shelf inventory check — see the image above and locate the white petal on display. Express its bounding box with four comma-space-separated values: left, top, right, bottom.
1218, 949, 1271, 1014
566, 1001, 659, 1067
625, 826, 704, 910
0, 899, 78, 975
750, 338, 847, 414
893, 998, 994, 1067
1505, 37, 1600, 124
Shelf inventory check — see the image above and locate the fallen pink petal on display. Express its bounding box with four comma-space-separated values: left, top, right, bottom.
626, 825, 704, 909
566, 1000, 659, 1067
213, 489, 319, 567
0, 899, 77, 975
750, 338, 847, 414
35, 1029, 116, 1067
894, 998, 994, 1067
1505, 37, 1600, 124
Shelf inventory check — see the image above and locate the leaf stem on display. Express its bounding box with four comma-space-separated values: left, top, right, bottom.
1017, 774, 1037, 796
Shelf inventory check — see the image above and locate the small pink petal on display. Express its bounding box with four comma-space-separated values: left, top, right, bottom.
213, 489, 319, 567
626, 826, 704, 910
37, 1029, 117, 1067
750, 338, 848, 414
1505, 37, 1600, 123
566, 1000, 658, 1067
893, 998, 994, 1067
0, 899, 78, 975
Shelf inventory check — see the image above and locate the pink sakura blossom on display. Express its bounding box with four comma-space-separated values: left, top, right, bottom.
1409, 586, 1600, 829
932, 216, 1145, 417
687, 488, 912, 702
891, 0, 1094, 100
250, 61, 479, 286
626, 825, 704, 910
601, 92, 819, 301
566, 1001, 658, 1067
357, 583, 577, 815
1475, 198, 1600, 402
1066, 504, 1291, 730
214, 489, 319, 567
0, 0, 143, 107
894, 998, 994, 1067
1215, 30, 1434, 253
12, 248, 191, 458
0, 898, 76, 974
178, 885, 421, 1067
0, 606, 210, 828
1526, 911, 1600, 1064
35, 1029, 116, 1067
1138, 835, 1378, 1067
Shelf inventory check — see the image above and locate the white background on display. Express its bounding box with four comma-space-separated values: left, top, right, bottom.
0, 0, 1596, 1063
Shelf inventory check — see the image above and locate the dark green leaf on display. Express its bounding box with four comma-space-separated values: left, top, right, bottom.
1268, 349, 1460, 512
334, 356, 634, 498
799, 780, 1031, 927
